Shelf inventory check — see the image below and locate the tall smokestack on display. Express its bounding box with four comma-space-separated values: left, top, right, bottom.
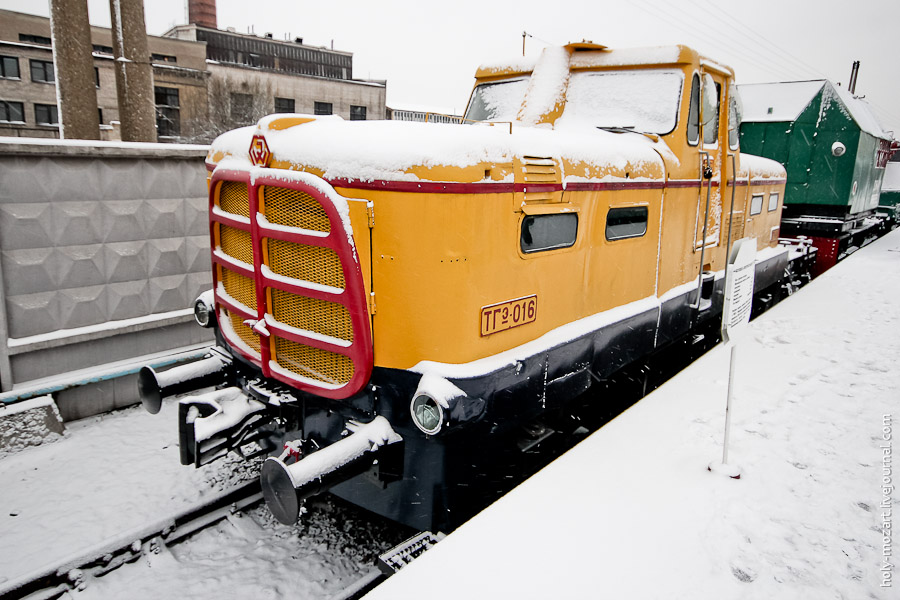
188, 0, 218, 29
848, 60, 860, 95
109, 0, 156, 142
49, 0, 100, 139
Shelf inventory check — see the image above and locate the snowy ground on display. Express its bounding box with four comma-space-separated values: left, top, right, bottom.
367, 229, 900, 599
0, 397, 405, 598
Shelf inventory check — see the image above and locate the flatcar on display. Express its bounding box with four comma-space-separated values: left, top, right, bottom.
139, 42, 811, 533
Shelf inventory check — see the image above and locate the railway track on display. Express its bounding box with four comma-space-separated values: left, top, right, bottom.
0, 242, 827, 600
0, 477, 415, 600
0, 482, 263, 600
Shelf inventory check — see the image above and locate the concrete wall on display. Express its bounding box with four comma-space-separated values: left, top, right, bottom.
0, 139, 215, 419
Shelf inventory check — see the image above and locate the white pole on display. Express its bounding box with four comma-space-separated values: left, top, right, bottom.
722, 342, 738, 465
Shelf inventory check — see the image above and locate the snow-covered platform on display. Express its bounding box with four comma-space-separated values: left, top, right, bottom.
367, 229, 900, 599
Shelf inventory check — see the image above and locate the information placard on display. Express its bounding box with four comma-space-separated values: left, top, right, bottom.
721, 238, 757, 344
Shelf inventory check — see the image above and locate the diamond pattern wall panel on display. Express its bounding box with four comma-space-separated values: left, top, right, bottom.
143, 198, 183, 240
0, 203, 55, 250
148, 238, 187, 278
148, 274, 189, 315
103, 241, 148, 283
187, 272, 213, 301
1, 248, 57, 296
0, 153, 211, 343
185, 236, 212, 273
102, 200, 146, 243
98, 160, 149, 200
56, 245, 106, 290
184, 196, 211, 236
54, 202, 106, 246
58, 285, 108, 330
6, 291, 61, 338
107, 280, 151, 321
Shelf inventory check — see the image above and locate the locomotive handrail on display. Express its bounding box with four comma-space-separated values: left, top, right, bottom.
691, 150, 715, 311
724, 152, 738, 266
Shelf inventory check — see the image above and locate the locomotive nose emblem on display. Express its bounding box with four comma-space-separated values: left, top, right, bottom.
249, 135, 271, 167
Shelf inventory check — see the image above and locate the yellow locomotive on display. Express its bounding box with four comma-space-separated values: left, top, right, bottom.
140, 42, 792, 532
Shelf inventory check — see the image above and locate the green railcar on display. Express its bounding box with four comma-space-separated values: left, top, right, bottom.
878, 161, 900, 226
740, 80, 893, 215
739, 80, 895, 272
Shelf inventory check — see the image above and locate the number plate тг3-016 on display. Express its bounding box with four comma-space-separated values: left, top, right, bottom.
480, 295, 537, 336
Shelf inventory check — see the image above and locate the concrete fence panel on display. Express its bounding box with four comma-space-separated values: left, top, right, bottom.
0, 139, 215, 419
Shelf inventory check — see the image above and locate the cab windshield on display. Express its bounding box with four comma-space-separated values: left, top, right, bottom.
559, 69, 684, 134
464, 78, 530, 122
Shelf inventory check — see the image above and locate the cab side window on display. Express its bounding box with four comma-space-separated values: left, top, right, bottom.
702, 78, 721, 146
606, 207, 648, 240
687, 74, 700, 146
520, 214, 578, 253
728, 82, 742, 151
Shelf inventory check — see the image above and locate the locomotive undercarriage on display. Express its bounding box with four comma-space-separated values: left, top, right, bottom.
139, 248, 812, 532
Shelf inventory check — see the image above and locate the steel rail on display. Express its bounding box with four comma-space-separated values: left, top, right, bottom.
0, 481, 263, 600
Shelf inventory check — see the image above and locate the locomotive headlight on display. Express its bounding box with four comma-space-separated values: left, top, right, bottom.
411, 393, 444, 435
193, 290, 215, 328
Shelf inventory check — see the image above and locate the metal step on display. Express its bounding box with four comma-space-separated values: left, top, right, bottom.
377, 531, 446, 575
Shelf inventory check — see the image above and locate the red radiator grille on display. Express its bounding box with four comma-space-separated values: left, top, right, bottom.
208, 169, 373, 399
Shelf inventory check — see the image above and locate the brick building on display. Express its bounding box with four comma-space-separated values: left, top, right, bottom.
0, 7, 386, 142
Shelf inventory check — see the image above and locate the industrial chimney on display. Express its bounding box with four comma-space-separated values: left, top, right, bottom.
188, 0, 217, 29
848, 60, 860, 95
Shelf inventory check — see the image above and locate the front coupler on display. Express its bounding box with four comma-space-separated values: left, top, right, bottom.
177, 387, 275, 467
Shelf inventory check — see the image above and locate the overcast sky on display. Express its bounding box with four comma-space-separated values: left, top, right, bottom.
4, 0, 899, 134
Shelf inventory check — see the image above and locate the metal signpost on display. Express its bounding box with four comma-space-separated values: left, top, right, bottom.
709, 238, 756, 479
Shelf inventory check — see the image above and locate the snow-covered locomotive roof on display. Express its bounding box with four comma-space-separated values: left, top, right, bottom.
475, 44, 706, 78
210, 116, 668, 184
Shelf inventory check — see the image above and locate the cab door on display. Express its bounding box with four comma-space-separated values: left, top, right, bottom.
693, 71, 725, 256
723, 81, 747, 249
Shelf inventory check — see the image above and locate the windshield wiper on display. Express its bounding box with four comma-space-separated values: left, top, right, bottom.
597, 126, 659, 142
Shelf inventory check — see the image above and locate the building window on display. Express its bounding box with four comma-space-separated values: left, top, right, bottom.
1, 56, 20, 79
768, 192, 779, 212
92, 44, 113, 55
155, 86, 180, 137
520, 213, 578, 253
350, 105, 366, 121
230, 93, 253, 125
0, 100, 25, 123
750, 194, 763, 216
19, 34, 51, 46
606, 206, 649, 240
151, 53, 177, 64
98, 108, 103, 124
314, 101, 332, 116
94, 67, 100, 88
274, 97, 295, 113
34, 103, 59, 125
30, 59, 55, 83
